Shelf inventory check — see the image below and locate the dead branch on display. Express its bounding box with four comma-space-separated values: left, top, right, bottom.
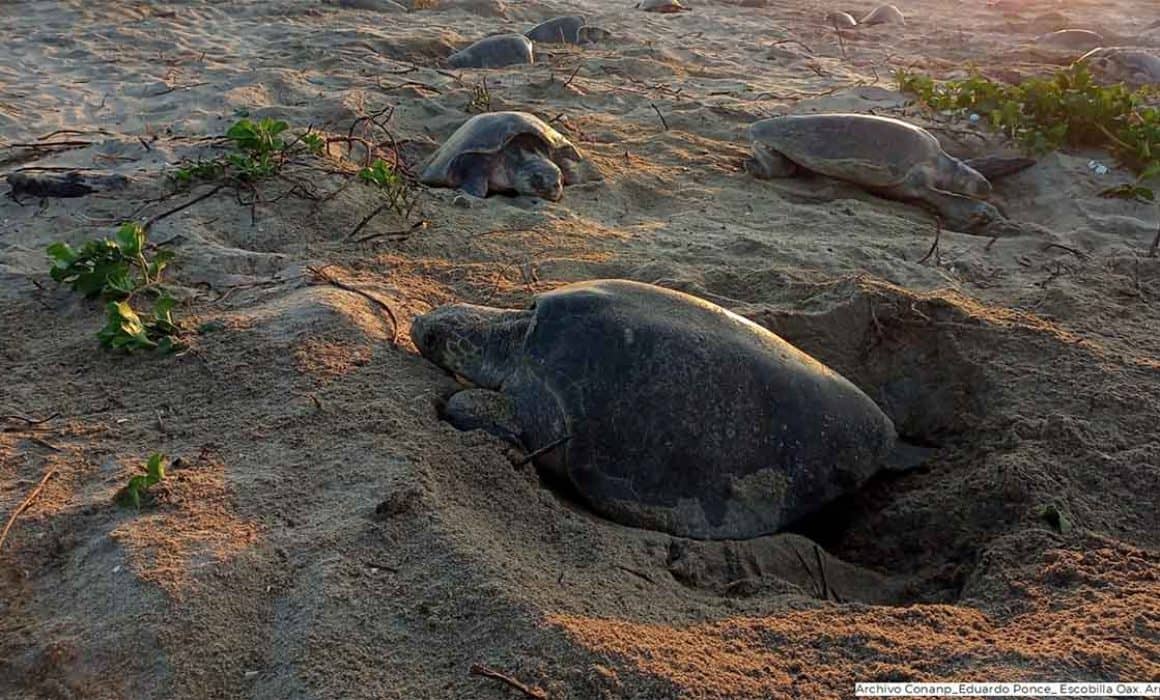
0, 467, 57, 554
514, 434, 572, 467
143, 183, 226, 232
1, 412, 60, 426
650, 103, 669, 131
469, 664, 549, 700
307, 266, 400, 344
918, 216, 943, 265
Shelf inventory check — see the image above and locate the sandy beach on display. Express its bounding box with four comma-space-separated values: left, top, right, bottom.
1, 0, 1158, 697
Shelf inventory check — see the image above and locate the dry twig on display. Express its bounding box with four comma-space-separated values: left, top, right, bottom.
0, 468, 57, 554
307, 266, 400, 343
918, 216, 943, 265
469, 664, 549, 700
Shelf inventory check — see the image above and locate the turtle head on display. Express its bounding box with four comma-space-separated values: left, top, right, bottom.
577, 26, 612, 44
948, 198, 1003, 233
946, 159, 993, 199
411, 303, 533, 388
510, 152, 564, 201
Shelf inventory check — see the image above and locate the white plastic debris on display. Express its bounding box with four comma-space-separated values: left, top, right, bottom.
1088, 160, 1109, 175
968, 113, 981, 123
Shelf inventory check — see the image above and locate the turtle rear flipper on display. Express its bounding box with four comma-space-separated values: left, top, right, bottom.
964, 156, 1037, 181
882, 441, 936, 472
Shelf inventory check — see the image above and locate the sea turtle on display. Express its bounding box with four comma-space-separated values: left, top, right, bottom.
412, 279, 930, 539
525, 15, 611, 44
1034, 29, 1104, 50
746, 113, 1031, 232
420, 111, 590, 200
638, 0, 688, 13
447, 34, 534, 68
332, 0, 407, 12
1076, 47, 1160, 87
826, 10, 858, 28
859, 4, 904, 25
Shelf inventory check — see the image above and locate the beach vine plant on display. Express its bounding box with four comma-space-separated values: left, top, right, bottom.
358, 158, 419, 220
115, 452, 169, 509
896, 64, 1160, 201
169, 116, 325, 187
47, 222, 184, 352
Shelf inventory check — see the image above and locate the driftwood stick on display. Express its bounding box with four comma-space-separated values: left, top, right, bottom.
514, 434, 572, 467
143, 184, 226, 231
307, 266, 400, 344
650, 103, 669, 131
0, 467, 57, 554
918, 216, 943, 265
469, 664, 549, 700
1, 412, 60, 426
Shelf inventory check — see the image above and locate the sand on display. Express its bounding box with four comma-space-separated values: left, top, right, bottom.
1, 0, 1158, 698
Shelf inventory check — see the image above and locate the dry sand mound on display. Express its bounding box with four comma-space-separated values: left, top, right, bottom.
1, 0, 1157, 698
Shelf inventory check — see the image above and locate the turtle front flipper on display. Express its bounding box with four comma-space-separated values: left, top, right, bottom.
457, 160, 491, 198
443, 388, 522, 444
897, 186, 1003, 233
745, 143, 797, 179
882, 441, 936, 472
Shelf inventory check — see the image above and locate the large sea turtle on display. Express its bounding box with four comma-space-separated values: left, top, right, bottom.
411, 279, 930, 539
858, 4, 904, 25
448, 34, 534, 68
825, 10, 858, 28
1034, 29, 1104, 50
525, 15, 611, 44
746, 113, 1030, 232
1076, 47, 1160, 87
638, 0, 688, 13
420, 111, 590, 200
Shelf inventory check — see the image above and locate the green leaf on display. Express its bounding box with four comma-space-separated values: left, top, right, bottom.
1099, 183, 1155, 202
98, 301, 156, 350
114, 222, 145, 257
47, 242, 78, 265
146, 453, 166, 484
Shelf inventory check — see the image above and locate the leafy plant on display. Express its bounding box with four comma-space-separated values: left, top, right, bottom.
1100, 183, 1156, 202
358, 158, 418, 220
169, 117, 324, 187
897, 65, 1160, 197
116, 453, 168, 509
468, 79, 491, 113
47, 222, 172, 299
300, 132, 326, 155
48, 222, 183, 352
97, 295, 183, 353
168, 159, 226, 187
1037, 503, 1072, 534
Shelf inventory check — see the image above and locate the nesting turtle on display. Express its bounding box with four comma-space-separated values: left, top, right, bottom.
825, 10, 858, 28
420, 111, 592, 200
525, 15, 611, 44
638, 0, 688, 13
447, 34, 534, 68
746, 113, 1032, 232
411, 279, 930, 539
1076, 47, 1160, 87
1034, 29, 1104, 50
859, 4, 904, 25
